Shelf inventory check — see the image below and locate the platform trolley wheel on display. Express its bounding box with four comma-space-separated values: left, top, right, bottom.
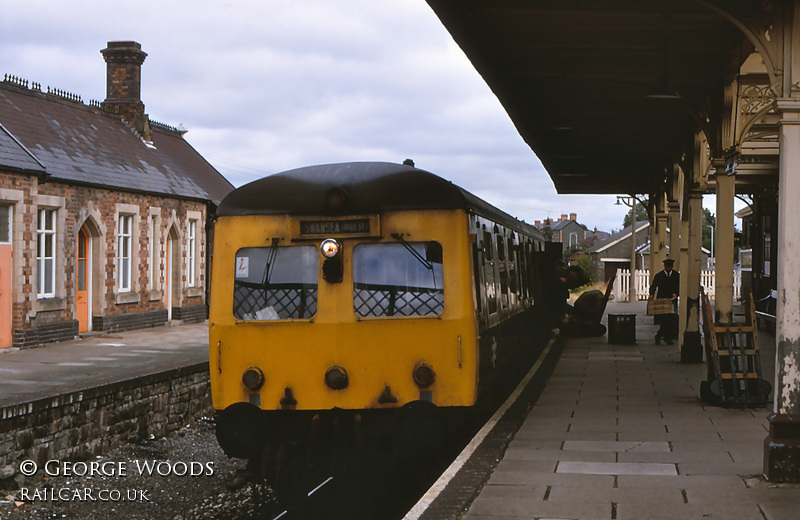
760, 378, 773, 399
215, 402, 267, 459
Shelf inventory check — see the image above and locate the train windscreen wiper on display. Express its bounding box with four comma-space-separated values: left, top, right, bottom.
260, 237, 280, 286
391, 233, 433, 270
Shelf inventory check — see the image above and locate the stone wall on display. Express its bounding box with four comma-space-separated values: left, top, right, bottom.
0, 362, 211, 488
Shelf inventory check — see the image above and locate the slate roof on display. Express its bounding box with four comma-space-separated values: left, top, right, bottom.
586, 221, 650, 254
551, 218, 586, 232
0, 81, 233, 205
0, 123, 46, 175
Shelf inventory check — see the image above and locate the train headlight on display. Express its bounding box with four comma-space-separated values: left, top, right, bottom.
320, 238, 343, 283
242, 367, 265, 390
324, 365, 349, 390
413, 363, 436, 388
320, 239, 340, 258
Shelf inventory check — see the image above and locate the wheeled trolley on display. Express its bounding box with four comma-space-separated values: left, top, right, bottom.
700, 292, 771, 408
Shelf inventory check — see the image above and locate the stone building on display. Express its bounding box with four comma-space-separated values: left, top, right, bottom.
534, 213, 590, 249
0, 41, 233, 348
585, 221, 650, 283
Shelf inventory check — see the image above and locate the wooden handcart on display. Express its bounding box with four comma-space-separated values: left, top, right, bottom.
700, 291, 771, 408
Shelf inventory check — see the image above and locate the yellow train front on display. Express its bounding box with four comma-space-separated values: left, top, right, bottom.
209, 161, 545, 463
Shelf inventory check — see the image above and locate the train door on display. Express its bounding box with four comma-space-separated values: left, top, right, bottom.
0, 205, 11, 348
76, 227, 90, 333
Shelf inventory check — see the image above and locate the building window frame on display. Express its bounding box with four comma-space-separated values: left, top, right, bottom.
0, 204, 11, 245
117, 214, 133, 293
37, 207, 57, 298
114, 203, 140, 304
33, 195, 66, 311
187, 219, 196, 288
186, 210, 203, 293
148, 209, 162, 294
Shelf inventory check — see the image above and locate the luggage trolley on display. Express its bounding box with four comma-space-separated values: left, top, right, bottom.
700, 292, 771, 408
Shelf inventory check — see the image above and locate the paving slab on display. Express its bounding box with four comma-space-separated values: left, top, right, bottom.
563, 440, 670, 453
487, 469, 616, 488
467, 495, 611, 520
557, 461, 678, 476
503, 448, 617, 463
547, 485, 685, 505
616, 501, 765, 520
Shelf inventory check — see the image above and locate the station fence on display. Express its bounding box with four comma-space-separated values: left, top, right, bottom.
612, 268, 742, 303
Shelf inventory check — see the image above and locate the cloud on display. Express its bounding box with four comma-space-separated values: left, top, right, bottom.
0, 0, 631, 232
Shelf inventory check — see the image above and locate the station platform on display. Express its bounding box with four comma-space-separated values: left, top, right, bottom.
0, 322, 208, 408
425, 301, 800, 520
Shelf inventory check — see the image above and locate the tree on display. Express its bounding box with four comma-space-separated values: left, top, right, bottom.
542, 221, 553, 242
622, 200, 648, 228
571, 253, 596, 284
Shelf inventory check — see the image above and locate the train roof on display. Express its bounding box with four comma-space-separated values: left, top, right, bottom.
217, 162, 542, 239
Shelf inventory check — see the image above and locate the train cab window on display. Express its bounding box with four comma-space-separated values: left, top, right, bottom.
353, 241, 444, 318
232, 245, 318, 320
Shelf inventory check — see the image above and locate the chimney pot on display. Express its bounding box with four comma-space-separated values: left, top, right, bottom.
101, 41, 151, 140
101, 41, 147, 104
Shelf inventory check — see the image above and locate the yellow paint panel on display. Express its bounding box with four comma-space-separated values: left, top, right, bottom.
209, 209, 478, 411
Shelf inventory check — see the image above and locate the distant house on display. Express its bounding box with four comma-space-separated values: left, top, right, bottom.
534, 213, 590, 249
0, 41, 233, 348
585, 221, 650, 282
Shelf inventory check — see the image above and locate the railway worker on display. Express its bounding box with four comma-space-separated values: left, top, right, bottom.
649, 258, 679, 345
541, 259, 570, 329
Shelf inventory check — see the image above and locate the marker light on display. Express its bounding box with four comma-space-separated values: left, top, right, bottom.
413, 363, 436, 388
242, 367, 265, 390
320, 239, 340, 258
325, 365, 349, 390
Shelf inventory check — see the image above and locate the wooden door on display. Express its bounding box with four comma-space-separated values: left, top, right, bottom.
76, 228, 89, 333
0, 204, 12, 348
0, 245, 11, 348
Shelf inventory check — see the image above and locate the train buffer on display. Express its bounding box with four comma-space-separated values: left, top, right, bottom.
700, 292, 771, 408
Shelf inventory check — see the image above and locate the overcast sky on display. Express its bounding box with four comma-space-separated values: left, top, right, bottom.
1, 0, 690, 233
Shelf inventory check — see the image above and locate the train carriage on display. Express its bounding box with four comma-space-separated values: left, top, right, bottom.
209, 161, 547, 463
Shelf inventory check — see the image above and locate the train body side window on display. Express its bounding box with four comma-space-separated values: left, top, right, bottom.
353, 242, 444, 318
233, 246, 318, 320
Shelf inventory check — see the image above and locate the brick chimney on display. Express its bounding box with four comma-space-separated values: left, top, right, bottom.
101, 41, 151, 141
570, 213, 577, 221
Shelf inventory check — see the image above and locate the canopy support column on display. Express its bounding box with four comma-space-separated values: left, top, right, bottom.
679, 188, 703, 363
713, 162, 736, 325
765, 97, 800, 482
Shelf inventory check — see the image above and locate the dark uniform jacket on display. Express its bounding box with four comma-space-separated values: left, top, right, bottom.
649, 269, 680, 299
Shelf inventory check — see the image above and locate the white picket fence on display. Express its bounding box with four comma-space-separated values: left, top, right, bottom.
613, 268, 741, 302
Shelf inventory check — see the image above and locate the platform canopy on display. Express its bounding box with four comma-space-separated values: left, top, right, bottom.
425, 0, 754, 195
